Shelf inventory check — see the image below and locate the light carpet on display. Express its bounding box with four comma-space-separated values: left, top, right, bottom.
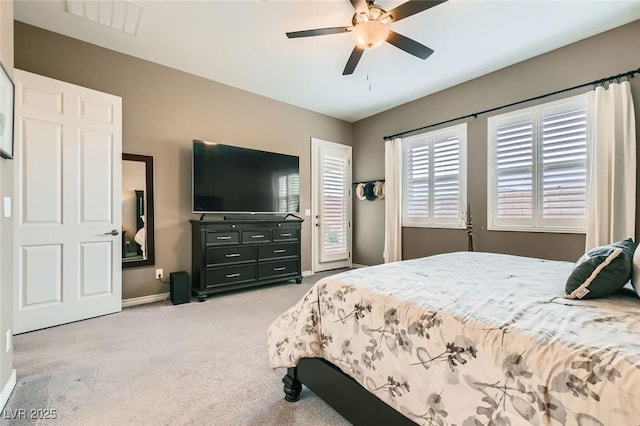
4, 271, 351, 425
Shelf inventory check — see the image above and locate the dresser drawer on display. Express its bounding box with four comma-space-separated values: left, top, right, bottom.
272, 228, 298, 241
206, 245, 256, 266
259, 242, 299, 261
205, 231, 240, 246
206, 264, 256, 288
242, 230, 272, 244
258, 260, 299, 279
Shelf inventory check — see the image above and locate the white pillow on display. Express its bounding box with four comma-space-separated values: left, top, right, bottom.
632, 244, 640, 297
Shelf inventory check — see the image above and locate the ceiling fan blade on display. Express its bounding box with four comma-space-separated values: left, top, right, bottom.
343, 47, 364, 75
387, 30, 434, 60
387, 0, 447, 22
350, 0, 368, 14
286, 27, 351, 38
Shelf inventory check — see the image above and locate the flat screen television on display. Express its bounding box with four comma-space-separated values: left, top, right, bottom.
192, 140, 300, 214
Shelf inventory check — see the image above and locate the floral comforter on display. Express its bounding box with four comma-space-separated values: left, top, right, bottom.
267, 252, 640, 426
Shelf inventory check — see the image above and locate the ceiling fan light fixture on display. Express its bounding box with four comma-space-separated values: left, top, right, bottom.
285, 0, 445, 75
358, 12, 370, 23
350, 20, 389, 49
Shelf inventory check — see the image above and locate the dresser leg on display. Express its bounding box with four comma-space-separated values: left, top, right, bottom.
295, 278, 302, 284
197, 294, 207, 302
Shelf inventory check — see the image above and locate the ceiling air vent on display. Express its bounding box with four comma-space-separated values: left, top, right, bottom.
66, 0, 143, 36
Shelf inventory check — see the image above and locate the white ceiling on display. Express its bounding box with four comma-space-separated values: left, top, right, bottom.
14, 0, 640, 122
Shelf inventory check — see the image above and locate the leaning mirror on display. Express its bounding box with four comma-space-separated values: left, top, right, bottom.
122, 153, 155, 268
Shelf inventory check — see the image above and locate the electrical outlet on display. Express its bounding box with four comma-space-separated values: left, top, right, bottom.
155, 268, 163, 280
5, 329, 11, 352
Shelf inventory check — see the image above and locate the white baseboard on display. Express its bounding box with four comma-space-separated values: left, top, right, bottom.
0, 369, 16, 411
302, 270, 312, 277
351, 263, 368, 268
122, 292, 170, 308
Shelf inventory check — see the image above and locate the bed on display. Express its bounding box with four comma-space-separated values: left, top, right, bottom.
267, 252, 640, 425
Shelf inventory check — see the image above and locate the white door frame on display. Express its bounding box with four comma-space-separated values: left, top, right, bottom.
311, 138, 352, 274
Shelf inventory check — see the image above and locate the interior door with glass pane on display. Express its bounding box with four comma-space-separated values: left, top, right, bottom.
312, 138, 352, 272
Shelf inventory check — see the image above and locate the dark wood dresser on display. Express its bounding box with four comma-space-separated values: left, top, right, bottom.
190, 219, 303, 301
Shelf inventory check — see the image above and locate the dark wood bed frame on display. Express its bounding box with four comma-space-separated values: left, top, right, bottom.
282, 357, 418, 425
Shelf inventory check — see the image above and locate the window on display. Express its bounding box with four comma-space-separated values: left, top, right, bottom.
320, 153, 348, 256
402, 123, 467, 228
487, 94, 588, 233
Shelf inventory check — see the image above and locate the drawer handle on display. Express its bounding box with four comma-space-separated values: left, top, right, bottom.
217, 236, 232, 240
273, 267, 286, 271
225, 273, 241, 278
280, 233, 292, 237
225, 253, 241, 258
251, 234, 265, 238
273, 249, 286, 253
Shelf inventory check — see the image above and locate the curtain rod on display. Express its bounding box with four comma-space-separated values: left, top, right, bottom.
383, 66, 640, 141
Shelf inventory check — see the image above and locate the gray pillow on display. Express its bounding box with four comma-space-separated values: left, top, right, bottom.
565, 238, 636, 300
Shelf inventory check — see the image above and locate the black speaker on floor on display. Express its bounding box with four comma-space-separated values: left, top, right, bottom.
170, 271, 190, 305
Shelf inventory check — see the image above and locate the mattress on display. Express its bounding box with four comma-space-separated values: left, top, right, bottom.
267, 252, 640, 425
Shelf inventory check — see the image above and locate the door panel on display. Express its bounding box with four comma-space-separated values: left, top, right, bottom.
22, 85, 63, 113
79, 129, 113, 222
312, 138, 352, 272
79, 242, 113, 298
78, 97, 115, 123
21, 118, 62, 224
14, 70, 122, 334
20, 245, 62, 307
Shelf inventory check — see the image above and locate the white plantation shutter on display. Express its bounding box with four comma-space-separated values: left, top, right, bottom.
488, 94, 588, 232
495, 118, 534, 219
403, 124, 466, 228
433, 136, 461, 218
320, 154, 348, 260
405, 142, 430, 220
541, 108, 587, 220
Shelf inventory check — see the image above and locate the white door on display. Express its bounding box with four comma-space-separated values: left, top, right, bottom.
13, 70, 122, 334
311, 138, 352, 273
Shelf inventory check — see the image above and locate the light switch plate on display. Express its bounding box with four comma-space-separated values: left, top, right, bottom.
304, 209, 311, 217
3, 197, 10, 218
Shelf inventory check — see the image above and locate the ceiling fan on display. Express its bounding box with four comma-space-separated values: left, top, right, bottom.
286, 0, 447, 75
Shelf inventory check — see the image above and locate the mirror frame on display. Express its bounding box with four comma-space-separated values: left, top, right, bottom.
122, 153, 155, 269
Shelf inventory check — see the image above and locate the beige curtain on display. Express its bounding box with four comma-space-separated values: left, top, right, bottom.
585, 81, 636, 250
384, 138, 402, 263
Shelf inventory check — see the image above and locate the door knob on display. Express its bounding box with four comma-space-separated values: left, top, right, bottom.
105, 229, 120, 236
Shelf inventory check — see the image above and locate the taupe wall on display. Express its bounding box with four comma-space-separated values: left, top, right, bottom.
11, 19, 640, 299
353, 20, 640, 266
0, 0, 13, 399
14, 22, 353, 299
